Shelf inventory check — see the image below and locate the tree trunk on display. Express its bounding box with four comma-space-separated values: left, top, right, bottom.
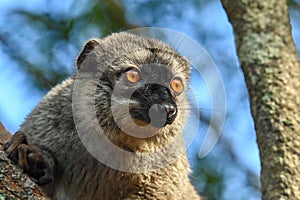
221, 0, 300, 199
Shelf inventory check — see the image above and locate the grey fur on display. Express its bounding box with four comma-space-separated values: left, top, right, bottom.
20, 32, 201, 199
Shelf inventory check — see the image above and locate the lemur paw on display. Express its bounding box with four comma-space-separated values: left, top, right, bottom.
3, 131, 54, 185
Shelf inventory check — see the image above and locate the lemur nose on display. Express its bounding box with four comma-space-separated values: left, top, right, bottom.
148, 104, 178, 127
164, 104, 177, 124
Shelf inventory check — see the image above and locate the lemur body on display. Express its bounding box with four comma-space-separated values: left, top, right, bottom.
5, 33, 201, 200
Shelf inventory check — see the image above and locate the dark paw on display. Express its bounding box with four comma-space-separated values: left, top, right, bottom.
4, 131, 54, 185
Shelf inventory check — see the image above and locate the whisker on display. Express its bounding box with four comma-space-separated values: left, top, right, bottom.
174, 35, 186, 51
177, 107, 222, 113
135, 89, 150, 102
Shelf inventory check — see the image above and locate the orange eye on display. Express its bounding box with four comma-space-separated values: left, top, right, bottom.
125, 68, 140, 83
170, 78, 183, 94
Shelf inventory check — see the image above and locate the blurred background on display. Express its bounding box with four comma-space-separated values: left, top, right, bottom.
0, 1, 299, 199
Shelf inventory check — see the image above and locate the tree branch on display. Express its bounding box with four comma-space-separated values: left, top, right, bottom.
221, 0, 300, 199
0, 122, 49, 199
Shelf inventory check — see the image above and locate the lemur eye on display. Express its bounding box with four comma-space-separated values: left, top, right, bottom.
125, 68, 141, 83
170, 78, 183, 94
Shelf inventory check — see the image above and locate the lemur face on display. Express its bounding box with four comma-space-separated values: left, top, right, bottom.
78, 32, 190, 138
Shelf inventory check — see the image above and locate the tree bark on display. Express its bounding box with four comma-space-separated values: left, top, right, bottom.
0, 122, 49, 199
221, 0, 300, 199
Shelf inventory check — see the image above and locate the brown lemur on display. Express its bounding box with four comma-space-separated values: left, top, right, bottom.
4, 32, 202, 199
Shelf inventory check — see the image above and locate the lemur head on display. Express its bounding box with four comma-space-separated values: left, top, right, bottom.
76, 32, 190, 147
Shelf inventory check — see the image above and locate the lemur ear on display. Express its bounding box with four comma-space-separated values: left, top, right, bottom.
77, 39, 101, 69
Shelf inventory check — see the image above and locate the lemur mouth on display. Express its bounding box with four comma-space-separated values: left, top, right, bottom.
129, 84, 178, 128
